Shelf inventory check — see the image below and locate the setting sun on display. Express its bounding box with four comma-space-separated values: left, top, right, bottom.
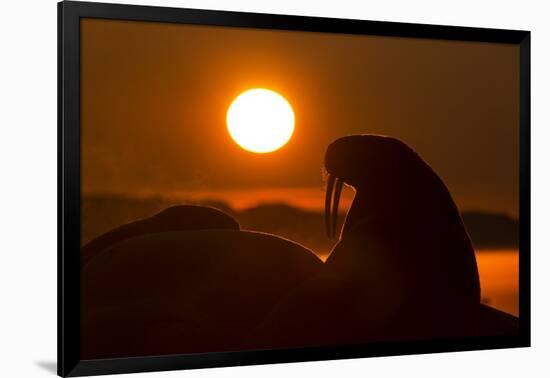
226, 89, 295, 153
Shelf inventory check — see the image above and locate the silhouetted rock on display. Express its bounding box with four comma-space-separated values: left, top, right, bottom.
478, 304, 519, 336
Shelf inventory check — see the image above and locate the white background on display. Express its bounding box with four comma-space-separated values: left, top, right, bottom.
0, 0, 548, 376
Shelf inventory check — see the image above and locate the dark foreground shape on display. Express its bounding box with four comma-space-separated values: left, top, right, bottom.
250, 134, 517, 349
81, 205, 240, 267
81, 136, 518, 358
81, 230, 322, 359
478, 304, 519, 336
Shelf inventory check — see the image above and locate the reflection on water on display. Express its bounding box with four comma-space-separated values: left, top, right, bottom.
317, 249, 519, 317
476, 249, 518, 316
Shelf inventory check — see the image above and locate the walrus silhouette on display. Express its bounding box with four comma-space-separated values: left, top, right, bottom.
323, 134, 481, 340
80, 205, 240, 267
248, 134, 515, 348
80, 211, 322, 358
81, 134, 517, 357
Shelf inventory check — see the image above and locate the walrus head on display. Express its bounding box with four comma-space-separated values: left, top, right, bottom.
323, 134, 481, 334
324, 134, 457, 239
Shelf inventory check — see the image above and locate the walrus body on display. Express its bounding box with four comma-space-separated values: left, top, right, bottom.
81, 205, 240, 267
81, 230, 322, 359
81, 135, 517, 357
249, 135, 513, 348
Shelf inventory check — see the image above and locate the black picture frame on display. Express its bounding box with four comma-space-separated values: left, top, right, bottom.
58, 1, 531, 376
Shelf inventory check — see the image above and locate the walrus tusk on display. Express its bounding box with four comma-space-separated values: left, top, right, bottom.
325, 174, 344, 238
331, 177, 343, 239
325, 174, 335, 237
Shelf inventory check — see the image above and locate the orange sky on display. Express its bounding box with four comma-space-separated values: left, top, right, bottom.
80, 18, 520, 217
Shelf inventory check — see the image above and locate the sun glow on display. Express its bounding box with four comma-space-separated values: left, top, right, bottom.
226, 89, 295, 153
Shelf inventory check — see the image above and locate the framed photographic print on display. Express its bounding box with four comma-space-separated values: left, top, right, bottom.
58, 1, 530, 376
